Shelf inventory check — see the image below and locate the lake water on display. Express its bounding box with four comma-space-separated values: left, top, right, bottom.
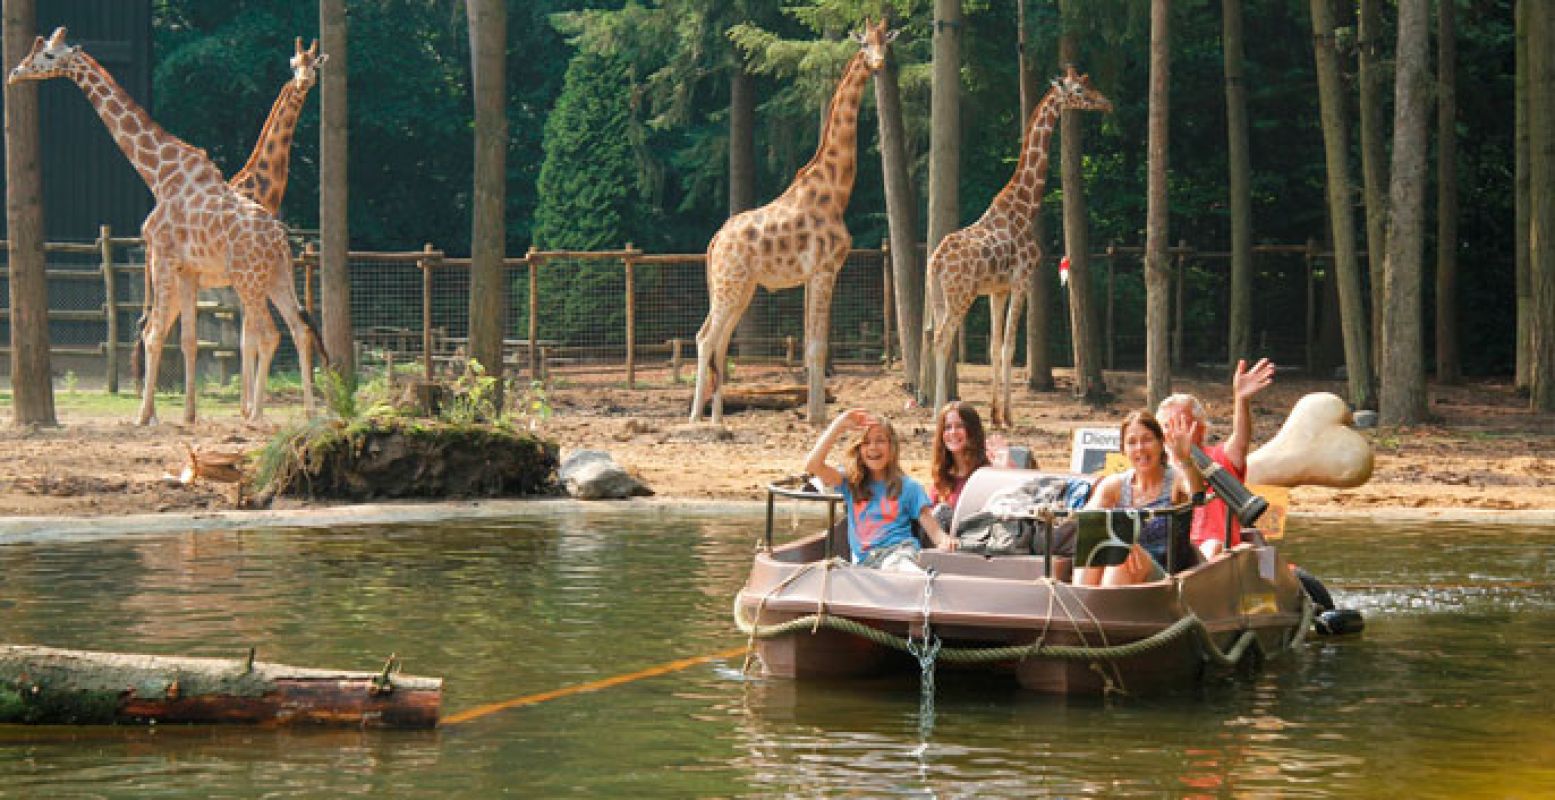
1, 506, 1552, 798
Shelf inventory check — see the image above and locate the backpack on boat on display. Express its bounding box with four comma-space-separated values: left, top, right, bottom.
953, 475, 1092, 556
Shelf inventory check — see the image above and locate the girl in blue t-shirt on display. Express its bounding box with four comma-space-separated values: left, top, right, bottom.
804, 408, 956, 568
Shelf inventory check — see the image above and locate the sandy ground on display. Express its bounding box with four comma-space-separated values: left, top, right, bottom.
2, 364, 1553, 521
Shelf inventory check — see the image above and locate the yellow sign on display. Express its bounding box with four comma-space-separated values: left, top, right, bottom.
1101, 451, 1130, 476
1250, 485, 1290, 540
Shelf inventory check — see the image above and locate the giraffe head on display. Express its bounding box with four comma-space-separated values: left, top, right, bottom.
1051, 65, 1113, 113
8, 27, 81, 85
850, 19, 897, 74
290, 38, 327, 91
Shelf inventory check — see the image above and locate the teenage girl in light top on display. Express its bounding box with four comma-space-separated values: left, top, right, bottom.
805, 408, 956, 569
930, 401, 992, 510
1073, 410, 1204, 586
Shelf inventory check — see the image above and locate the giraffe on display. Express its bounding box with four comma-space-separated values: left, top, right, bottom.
9, 28, 323, 426
230, 38, 326, 215
928, 66, 1111, 427
690, 20, 894, 425
221, 37, 327, 418
133, 38, 328, 419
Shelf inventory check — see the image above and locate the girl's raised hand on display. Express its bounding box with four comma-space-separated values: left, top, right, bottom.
840, 407, 877, 430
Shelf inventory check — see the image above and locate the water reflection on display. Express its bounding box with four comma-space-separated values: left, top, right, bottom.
1, 510, 1553, 796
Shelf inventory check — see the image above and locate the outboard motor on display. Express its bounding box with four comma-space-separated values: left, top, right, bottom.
1314, 608, 1366, 636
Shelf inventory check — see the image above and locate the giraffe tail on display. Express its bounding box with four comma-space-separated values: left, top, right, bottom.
130, 321, 145, 391
298, 307, 331, 368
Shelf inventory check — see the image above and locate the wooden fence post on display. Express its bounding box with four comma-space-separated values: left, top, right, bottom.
670, 338, 683, 382
527, 246, 540, 382
421, 243, 436, 383
624, 243, 637, 389
99, 224, 119, 394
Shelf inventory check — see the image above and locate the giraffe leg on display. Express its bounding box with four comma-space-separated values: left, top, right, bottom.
690, 284, 753, 424
930, 293, 971, 416
240, 300, 286, 423
177, 275, 201, 424
270, 283, 319, 419
1001, 288, 1026, 428
134, 262, 179, 426
989, 290, 1009, 428
244, 303, 282, 425
804, 276, 835, 425
689, 316, 714, 423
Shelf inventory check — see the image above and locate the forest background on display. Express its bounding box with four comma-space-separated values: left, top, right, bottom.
140, 0, 1523, 380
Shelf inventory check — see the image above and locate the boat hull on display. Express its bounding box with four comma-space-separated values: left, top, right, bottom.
735, 529, 1307, 696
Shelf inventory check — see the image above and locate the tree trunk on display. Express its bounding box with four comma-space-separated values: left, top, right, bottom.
319, 0, 354, 383
923, 0, 962, 405
1020, 1, 1054, 391
1514, 0, 1532, 391
1359, 0, 1389, 379
874, 55, 923, 388
3, 0, 56, 427
0, 645, 440, 729
729, 66, 756, 215
1380, 0, 1431, 425
730, 64, 763, 359
467, 0, 508, 385
1222, 0, 1253, 369
1309, 0, 1376, 410
1144, 0, 1172, 409
1434, 0, 1459, 384
1530, 0, 1555, 411
1058, 14, 1105, 402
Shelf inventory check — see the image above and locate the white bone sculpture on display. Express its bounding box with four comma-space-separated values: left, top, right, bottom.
1246, 392, 1374, 489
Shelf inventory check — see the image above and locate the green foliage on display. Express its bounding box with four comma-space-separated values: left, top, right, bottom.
442, 358, 508, 427
534, 47, 645, 251
512, 380, 555, 430
318, 368, 358, 422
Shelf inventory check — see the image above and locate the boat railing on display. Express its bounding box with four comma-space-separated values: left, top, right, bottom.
765, 475, 843, 559
986, 503, 1199, 578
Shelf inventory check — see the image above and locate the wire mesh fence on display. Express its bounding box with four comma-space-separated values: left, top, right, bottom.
1, 231, 1342, 395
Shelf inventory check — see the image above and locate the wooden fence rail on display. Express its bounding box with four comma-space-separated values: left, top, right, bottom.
3, 229, 1344, 395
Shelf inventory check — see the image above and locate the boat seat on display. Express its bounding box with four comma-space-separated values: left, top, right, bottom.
948, 468, 1093, 536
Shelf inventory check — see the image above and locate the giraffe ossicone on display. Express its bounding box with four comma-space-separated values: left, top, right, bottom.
928, 65, 1112, 427
690, 19, 894, 425
10, 27, 326, 427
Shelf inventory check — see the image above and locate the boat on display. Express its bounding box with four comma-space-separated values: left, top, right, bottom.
734, 468, 1314, 696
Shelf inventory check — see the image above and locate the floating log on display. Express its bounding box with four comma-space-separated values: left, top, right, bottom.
0, 645, 441, 729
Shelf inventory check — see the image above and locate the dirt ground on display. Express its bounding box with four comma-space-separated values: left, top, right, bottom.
1, 364, 1553, 519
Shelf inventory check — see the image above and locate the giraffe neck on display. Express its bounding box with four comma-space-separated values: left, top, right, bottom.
786, 51, 872, 211
985, 85, 1065, 229
65, 52, 202, 196
230, 79, 312, 215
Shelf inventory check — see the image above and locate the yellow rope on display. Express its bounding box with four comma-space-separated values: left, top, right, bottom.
442, 645, 748, 726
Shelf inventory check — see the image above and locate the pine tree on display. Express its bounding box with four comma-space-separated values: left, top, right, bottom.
533, 47, 645, 345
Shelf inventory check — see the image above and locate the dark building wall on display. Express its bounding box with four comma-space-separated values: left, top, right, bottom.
1, 0, 152, 243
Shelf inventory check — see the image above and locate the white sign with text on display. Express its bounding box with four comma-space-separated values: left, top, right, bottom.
1070, 427, 1120, 474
